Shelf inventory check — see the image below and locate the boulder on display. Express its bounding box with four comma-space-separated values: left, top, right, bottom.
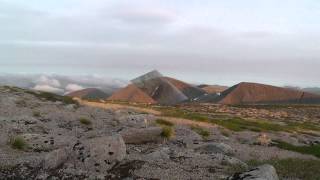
115, 113, 155, 128
43, 148, 69, 170
120, 127, 163, 144
174, 127, 202, 148
20, 133, 56, 152
70, 134, 126, 172
228, 164, 279, 180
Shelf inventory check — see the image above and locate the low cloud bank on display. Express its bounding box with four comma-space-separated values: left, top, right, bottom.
0, 73, 128, 95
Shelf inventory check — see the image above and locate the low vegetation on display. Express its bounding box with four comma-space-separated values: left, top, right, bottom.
157, 106, 320, 133
10, 136, 27, 150
161, 126, 174, 139
157, 107, 209, 122
33, 111, 41, 117
247, 158, 320, 180
273, 140, 320, 158
211, 117, 287, 132
79, 118, 92, 125
190, 125, 210, 139
155, 119, 174, 127
155, 118, 175, 139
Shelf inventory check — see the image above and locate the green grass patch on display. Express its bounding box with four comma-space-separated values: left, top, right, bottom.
161, 126, 174, 139
159, 107, 320, 133
273, 140, 320, 158
286, 122, 320, 132
190, 125, 210, 139
157, 107, 209, 122
210, 117, 287, 132
247, 158, 320, 180
155, 119, 174, 127
79, 118, 92, 125
10, 136, 28, 150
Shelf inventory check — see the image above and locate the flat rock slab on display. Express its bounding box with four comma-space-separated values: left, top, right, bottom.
120, 127, 163, 144
70, 135, 126, 173
228, 164, 279, 180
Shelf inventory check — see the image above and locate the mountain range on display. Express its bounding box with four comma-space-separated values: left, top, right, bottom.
106, 70, 320, 105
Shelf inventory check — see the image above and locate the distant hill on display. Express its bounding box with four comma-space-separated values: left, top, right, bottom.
215, 82, 320, 105
108, 84, 157, 104
198, 84, 228, 94
108, 70, 206, 105
66, 88, 111, 100
302, 87, 320, 95
164, 77, 206, 100
285, 86, 320, 96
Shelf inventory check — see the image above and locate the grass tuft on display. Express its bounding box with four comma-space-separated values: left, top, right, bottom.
161, 126, 174, 139
33, 111, 41, 117
155, 119, 174, 127
79, 118, 92, 125
10, 136, 27, 150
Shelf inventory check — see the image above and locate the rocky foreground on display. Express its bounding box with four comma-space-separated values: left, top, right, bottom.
0, 86, 311, 179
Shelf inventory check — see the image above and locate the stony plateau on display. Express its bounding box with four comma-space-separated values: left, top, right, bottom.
1, 86, 319, 180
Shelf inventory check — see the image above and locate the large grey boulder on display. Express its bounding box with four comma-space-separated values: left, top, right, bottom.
20, 133, 56, 152
115, 113, 155, 128
43, 148, 69, 170
70, 134, 126, 172
228, 164, 279, 180
120, 127, 163, 144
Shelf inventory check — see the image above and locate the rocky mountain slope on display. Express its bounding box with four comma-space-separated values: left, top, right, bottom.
108, 84, 157, 104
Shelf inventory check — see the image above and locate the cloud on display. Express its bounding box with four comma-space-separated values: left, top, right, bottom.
33, 84, 64, 94
113, 8, 177, 25
1, 1, 320, 87
65, 83, 84, 93
0, 73, 127, 94
35, 75, 61, 88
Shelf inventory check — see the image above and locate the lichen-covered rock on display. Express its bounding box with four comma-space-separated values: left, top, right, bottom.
20, 133, 56, 152
120, 127, 163, 144
115, 113, 155, 128
43, 148, 69, 170
70, 135, 126, 173
174, 127, 202, 148
227, 164, 279, 180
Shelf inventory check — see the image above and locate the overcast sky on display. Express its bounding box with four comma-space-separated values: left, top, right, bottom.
0, 0, 319, 87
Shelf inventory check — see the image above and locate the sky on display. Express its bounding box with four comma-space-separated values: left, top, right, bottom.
0, 0, 320, 87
